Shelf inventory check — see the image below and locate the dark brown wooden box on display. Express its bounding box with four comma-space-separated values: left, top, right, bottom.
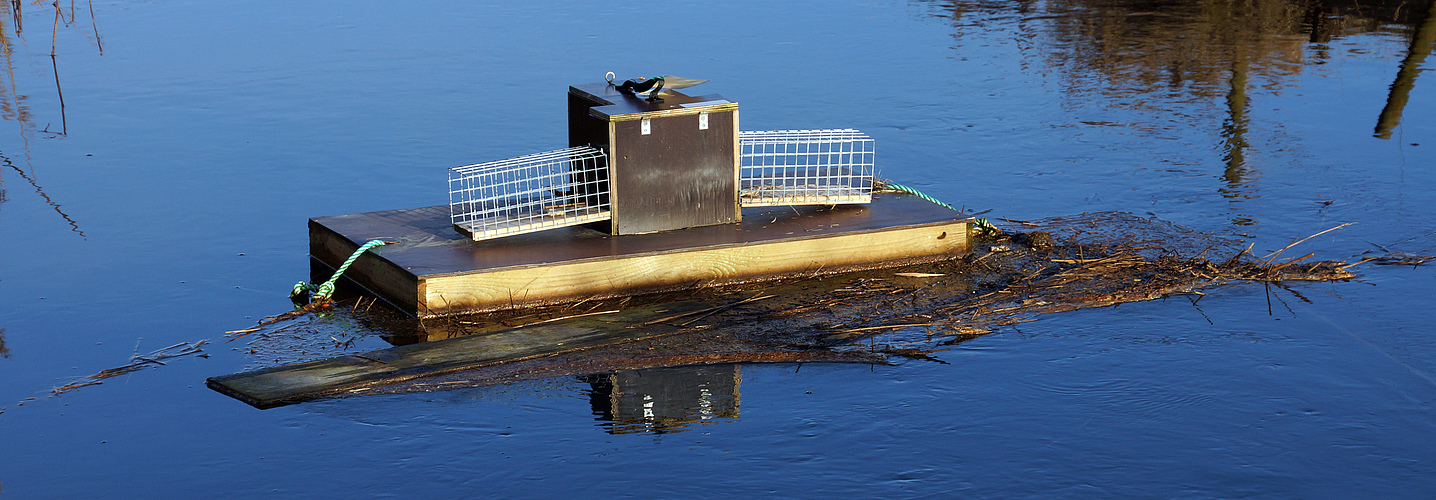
568, 83, 740, 235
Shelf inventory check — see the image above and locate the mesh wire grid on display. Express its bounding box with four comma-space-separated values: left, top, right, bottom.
738, 129, 875, 207
449, 146, 611, 241
450, 129, 874, 241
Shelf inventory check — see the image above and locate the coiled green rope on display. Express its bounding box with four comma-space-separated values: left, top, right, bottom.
878, 181, 998, 236
291, 239, 387, 303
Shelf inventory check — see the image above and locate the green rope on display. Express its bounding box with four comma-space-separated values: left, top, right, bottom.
882, 182, 956, 210
292, 239, 387, 303
879, 181, 998, 236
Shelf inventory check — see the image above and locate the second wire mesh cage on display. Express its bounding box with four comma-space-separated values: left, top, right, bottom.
739, 129, 875, 207
448, 146, 611, 241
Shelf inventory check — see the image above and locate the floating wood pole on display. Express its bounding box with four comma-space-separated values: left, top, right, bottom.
207, 300, 716, 408
310, 193, 972, 318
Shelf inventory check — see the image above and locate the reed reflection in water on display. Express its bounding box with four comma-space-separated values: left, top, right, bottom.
1, 148, 81, 236
0, 0, 102, 236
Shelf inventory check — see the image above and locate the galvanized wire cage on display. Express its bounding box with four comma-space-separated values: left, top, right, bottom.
451, 129, 875, 241
738, 129, 875, 207
449, 146, 611, 241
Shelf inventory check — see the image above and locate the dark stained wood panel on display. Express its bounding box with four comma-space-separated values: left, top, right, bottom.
569, 82, 741, 235
609, 108, 738, 234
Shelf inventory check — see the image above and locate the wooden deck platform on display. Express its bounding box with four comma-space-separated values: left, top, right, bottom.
311, 193, 971, 318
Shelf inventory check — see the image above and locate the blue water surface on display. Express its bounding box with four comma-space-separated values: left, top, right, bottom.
1, 0, 1433, 497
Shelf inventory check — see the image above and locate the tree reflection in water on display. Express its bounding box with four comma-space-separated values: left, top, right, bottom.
923, 0, 1431, 225
1375, 0, 1436, 138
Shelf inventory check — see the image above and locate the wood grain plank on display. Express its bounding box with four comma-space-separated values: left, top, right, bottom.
206, 300, 714, 408
420, 220, 969, 314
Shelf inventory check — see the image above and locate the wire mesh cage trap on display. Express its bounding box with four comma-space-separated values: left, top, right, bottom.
738, 129, 875, 207
449, 146, 611, 241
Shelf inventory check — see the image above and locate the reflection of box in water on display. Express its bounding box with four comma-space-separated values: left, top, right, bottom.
569, 82, 740, 235
582, 364, 741, 434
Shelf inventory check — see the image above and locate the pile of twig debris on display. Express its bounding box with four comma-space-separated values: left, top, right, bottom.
917, 213, 1356, 337
51, 341, 208, 395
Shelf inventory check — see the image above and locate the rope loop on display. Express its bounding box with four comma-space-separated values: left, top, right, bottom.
291, 239, 387, 303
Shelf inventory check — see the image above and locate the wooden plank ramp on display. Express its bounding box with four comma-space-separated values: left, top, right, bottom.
207, 300, 718, 409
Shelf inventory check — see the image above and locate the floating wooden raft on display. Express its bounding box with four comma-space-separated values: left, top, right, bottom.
310, 192, 972, 318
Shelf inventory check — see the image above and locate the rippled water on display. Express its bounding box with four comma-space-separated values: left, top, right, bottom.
1, 0, 1433, 497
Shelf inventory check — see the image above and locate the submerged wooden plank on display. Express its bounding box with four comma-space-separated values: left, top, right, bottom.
207, 301, 713, 408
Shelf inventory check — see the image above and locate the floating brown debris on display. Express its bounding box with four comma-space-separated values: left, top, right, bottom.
51, 340, 207, 395
932, 214, 1356, 331
0, 339, 205, 415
